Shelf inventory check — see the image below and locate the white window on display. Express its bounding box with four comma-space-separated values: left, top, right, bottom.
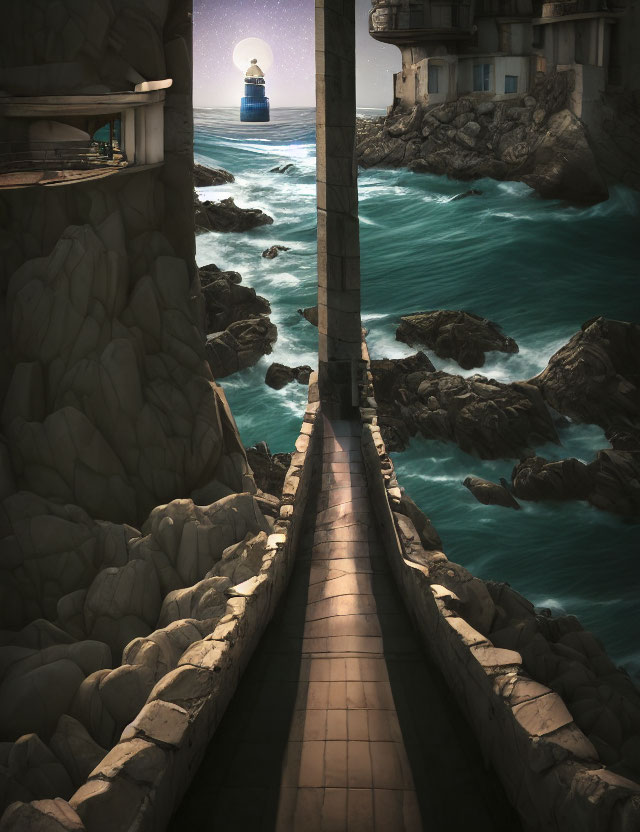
504, 74, 518, 94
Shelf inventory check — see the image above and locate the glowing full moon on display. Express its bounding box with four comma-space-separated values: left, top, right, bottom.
232, 38, 274, 74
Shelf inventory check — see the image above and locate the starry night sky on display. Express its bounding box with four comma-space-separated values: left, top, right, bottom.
193, 0, 399, 108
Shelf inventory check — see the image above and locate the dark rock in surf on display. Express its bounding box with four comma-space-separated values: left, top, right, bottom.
511, 451, 640, 518
298, 306, 319, 327
397, 310, 518, 370
262, 245, 290, 259
463, 476, 521, 510
530, 317, 640, 436
511, 456, 592, 502
205, 318, 277, 379
270, 163, 295, 174
587, 448, 640, 517
370, 352, 559, 457
265, 363, 313, 390
194, 163, 235, 187
199, 264, 270, 333
195, 195, 273, 234
355, 78, 608, 204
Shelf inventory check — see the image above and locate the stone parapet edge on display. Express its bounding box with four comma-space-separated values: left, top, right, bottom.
357, 339, 640, 832
0, 378, 321, 832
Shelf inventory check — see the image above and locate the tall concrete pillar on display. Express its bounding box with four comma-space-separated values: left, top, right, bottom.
316, 0, 363, 417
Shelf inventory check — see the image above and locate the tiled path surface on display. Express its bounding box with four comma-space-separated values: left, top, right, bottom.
171, 416, 521, 832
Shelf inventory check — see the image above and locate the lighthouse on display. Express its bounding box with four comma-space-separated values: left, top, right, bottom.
240, 59, 270, 122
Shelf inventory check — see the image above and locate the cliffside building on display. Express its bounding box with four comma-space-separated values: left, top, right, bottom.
369, 0, 627, 127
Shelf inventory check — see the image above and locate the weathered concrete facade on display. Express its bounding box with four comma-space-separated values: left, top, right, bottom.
316, 0, 363, 417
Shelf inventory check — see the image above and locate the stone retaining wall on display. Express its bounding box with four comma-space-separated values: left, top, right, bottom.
358, 340, 640, 832
0, 381, 320, 832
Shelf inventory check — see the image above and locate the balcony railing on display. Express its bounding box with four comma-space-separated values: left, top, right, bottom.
369, 1, 474, 38
0, 140, 127, 174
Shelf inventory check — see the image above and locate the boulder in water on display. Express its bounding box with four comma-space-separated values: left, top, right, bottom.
511, 456, 592, 502
297, 306, 319, 327
206, 318, 277, 379
265, 363, 313, 390
531, 317, 640, 435
194, 163, 235, 187
397, 310, 518, 370
262, 245, 290, 260
199, 264, 270, 333
511, 450, 640, 518
587, 449, 640, 517
370, 353, 559, 457
463, 476, 521, 509
195, 195, 273, 234
270, 163, 295, 174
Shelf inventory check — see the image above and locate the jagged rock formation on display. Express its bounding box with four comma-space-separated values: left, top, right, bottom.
463, 476, 521, 510
193, 164, 234, 187
197, 263, 277, 380
2, 223, 250, 529
357, 73, 608, 204
262, 245, 290, 259
205, 318, 278, 379
0, 0, 279, 818
512, 452, 640, 518
373, 319, 640, 516
0, 493, 273, 814
396, 493, 442, 551
515, 318, 640, 517
199, 263, 271, 332
511, 456, 592, 502
265, 363, 312, 390
269, 163, 295, 174
371, 352, 558, 456
194, 195, 274, 234
531, 318, 640, 439
397, 310, 518, 370
297, 306, 319, 327
245, 442, 292, 499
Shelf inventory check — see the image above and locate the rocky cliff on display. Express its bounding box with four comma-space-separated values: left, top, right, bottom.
357, 72, 610, 204
0, 1, 278, 820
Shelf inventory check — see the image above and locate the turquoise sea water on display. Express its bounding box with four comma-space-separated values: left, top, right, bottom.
194, 107, 640, 677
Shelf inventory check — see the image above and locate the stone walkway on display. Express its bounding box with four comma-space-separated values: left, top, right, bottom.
171, 416, 520, 831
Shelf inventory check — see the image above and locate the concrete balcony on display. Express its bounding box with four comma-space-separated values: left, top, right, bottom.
0, 83, 170, 189
369, 1, 475, 43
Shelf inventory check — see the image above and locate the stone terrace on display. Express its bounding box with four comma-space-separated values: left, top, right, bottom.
170, 415, 519, 831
